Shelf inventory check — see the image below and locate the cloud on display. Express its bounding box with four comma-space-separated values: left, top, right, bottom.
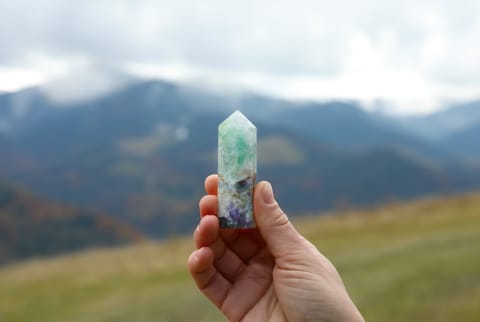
0, 0, 480, 114
40, 61, 137, 104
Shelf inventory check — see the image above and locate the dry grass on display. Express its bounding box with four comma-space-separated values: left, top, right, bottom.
1, 192, 480, 322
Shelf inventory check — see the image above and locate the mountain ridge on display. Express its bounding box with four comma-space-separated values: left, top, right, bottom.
0, 178, 143, 265
0, 79, 479, 239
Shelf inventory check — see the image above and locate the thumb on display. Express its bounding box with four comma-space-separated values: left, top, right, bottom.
254, 181, 302, 258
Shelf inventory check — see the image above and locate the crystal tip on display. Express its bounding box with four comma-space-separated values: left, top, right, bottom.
221, 110, 255, 128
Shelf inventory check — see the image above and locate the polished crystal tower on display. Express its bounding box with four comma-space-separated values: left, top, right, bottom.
218, 111, 257, 229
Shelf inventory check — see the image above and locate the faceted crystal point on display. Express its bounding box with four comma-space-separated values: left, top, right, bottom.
218, 110, 257, 229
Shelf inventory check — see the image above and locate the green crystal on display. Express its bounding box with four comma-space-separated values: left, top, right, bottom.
218, 110, 257, 229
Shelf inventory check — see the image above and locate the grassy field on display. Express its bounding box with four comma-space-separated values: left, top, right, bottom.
1, 192, 480, 322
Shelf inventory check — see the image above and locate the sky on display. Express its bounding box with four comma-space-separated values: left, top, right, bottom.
0, 0, 480, 115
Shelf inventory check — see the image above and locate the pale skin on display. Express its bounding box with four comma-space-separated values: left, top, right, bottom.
188, 174, 365, 322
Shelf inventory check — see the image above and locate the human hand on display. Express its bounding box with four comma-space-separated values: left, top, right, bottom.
188, 174, 364, 322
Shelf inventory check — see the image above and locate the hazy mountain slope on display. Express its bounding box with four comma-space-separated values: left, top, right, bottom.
0, 82, 450, 162
0, 80, 478, 237
268, 101, 452, 162
168, 114, 453, 211
0, 179, 142, 265
398, 100, 480, 141
1, 191, 479, 322
0, 109, 460, 237
391, 100, 480, 163
213, 94, 451, 163
442, 123, 480, 161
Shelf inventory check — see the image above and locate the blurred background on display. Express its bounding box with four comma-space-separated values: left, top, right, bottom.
1, 1, 479, 321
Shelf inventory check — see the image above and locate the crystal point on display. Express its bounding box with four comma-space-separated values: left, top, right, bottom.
218, 110, 257, 229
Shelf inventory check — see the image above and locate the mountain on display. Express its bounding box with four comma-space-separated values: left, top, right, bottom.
389, 100, 480, 164
442, 124, 480, 163
0, 81, 456, 165
1, 80, 479, 238
169, 115, 455, 213
0, 87, 53, 135
264, 101, 451, 163
0, 179, 142, 265
397, 100, 480, 141
190, 93, 451, 163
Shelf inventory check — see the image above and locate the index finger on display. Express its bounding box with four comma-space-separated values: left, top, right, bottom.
205, 174, 218, 195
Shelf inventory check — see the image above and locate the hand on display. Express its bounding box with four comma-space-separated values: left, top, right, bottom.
188, 174, 364, 322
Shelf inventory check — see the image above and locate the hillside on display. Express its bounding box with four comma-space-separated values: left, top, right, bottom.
265, 101, 451, 162
1, 192, 479, 322
399, 100, 480, 141
1, 80, 479, 237
442, 124, 480, 162
0, 180, 142, 265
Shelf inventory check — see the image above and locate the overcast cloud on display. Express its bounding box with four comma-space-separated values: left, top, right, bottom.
0, 0, 479, 114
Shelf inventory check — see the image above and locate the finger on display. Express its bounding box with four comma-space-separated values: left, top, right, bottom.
253, 181, 303, 262
199, 195, 217, 217
195, 215, 220, 248
195, 216, 265, 264
205, 174, 218, 195
221, 248, 275, 321
197, 199, 265, 261
195, 216, 248, 282
198, 193, 233, 240
223, 230, 266, 264
201, 174, 264, 257
188, 247, 231, 309
193, 224, 200, 244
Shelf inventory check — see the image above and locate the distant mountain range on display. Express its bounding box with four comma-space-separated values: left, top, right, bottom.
398, 100, 480, 140
0, 179, 142, 265
0, 78, 479, 243
443, 123, 480, 162
394, 100, 480, 163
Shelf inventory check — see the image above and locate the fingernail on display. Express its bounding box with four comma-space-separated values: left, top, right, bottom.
261, 182, 275, 204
